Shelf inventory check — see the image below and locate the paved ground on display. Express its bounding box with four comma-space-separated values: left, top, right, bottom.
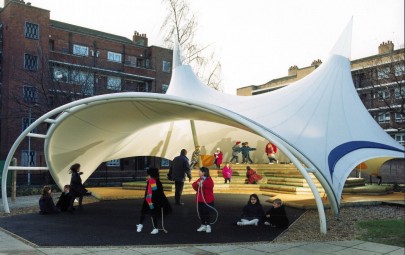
0, 194, 304, 246
0, 194, 404, 255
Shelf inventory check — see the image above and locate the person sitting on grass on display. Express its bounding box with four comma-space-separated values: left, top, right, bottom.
236, 194, 264, 226
264, 198, 289, 228
39, 186, 60, 214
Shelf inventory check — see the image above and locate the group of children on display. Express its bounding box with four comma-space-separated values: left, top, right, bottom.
230, 141, 256, 164
39, 163, 91, 215
136, 166, 288, 235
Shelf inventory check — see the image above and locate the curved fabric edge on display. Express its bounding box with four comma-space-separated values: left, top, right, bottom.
328, 141, 405, 179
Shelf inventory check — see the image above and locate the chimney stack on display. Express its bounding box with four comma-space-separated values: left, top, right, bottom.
378, 41, 394, 54
133, 31, 148, 47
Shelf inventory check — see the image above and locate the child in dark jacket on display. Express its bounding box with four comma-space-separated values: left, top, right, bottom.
137, 167, 172, 234
39, 186, 60, 214
56, 185, 72, 212
264, 198, 289, 228
241, 142, 256, 164
236, 194, 264, 226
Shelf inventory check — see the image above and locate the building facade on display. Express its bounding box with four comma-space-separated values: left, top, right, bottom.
237, 41, 405, 146
0, 0, 173, 184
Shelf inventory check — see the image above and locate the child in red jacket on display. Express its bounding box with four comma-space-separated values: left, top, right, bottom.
192, 167, 215, 233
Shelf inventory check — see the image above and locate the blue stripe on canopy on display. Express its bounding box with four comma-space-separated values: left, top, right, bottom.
328, 141, 404, 180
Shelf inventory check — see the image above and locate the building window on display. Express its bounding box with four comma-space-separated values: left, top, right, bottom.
395, 113, 404, 123
135, 81, 149, 92
106, 159, 120, 167
377, 66, 390, 79
52, 67, 69, 82
71, 71, 94, 96
49, 39, 55, 51
377, 112, 390, 123
145, 59, 150, 68
394, 87, 404, 99
107, 51, 122, 63
22, 117, 37, 133
107, 76, 122, 91
162, 84, 169, 93
21, 150, 36, 167
377, 90, 390, 100
394, 63, 404, 76
73, 44, 89, 56
23, 86, 38, 103
394, 133, 405, 145
162, 61, 171, 73
24, 54, 38, 71
25, 22, 39, 40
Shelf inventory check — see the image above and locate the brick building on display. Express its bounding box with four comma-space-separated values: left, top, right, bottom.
0, 0, 173, 185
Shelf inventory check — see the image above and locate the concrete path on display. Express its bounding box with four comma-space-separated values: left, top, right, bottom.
0, 229, 403, 255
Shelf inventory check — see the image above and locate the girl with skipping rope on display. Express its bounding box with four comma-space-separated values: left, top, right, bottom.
192, 167, 215, 233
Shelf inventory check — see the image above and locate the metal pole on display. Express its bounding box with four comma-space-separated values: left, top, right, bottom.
190, 120, 202, 167
11, 158, 17, 202
28, 107, 31, 186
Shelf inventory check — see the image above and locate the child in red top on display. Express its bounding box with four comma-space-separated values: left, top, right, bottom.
192, 167, 215, 233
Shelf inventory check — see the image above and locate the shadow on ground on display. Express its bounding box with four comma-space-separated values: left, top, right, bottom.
0, 194, 305, 246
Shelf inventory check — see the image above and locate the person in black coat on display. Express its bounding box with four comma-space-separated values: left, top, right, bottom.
167, 149, 192, 205
68, 163, 90, 213
236, 194, 265, 226
39, 186, 60, 214
137, 167, 172, 234
56, 185, 73, 212
264, 198, 289, 228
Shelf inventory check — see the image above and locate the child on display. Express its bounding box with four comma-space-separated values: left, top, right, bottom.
265, 142, 278, 164
213, 148, 223, 169
192, 167, 215, 233
236, 194, 264, 226
264, 198, 289, 228
56, 185, 72, 212
246, 166, 262, 184
39, 186, 60, 214
137, 167, 172, 234
190, 145, 201, 169
230, 141, 241, 164
222, 162, 233, 183
241, 142, 256, 164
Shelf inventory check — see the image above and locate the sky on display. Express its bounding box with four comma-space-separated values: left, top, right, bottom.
4, 0, 404, 94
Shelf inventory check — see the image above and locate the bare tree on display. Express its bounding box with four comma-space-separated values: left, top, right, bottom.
161, 0, 222, 90
352, 43, 405, 133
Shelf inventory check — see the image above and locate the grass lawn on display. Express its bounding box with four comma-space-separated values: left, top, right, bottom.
355, 219, 405, 247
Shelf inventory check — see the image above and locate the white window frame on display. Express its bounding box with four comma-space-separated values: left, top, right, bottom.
107, 76, 122, 91
377, 90, 390, 101
25, 21, 39, 40
73, 44, 89, 56
106, 159, 120, 167
162, 84, 169, 94
394, 87, 404, 99
23, 85, 38, 103
394, 113, 404, 123
53, 67, 69, 82
22, 150, 36, 167
107, 51, 122, 63
394, 63, 404, 76
377, 112, 390, 123
162, 61, 171, 73
394, 133, 405, 146
377, 66, 390, 80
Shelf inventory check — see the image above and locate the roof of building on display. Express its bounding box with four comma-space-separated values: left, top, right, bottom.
50, 20, 134, 45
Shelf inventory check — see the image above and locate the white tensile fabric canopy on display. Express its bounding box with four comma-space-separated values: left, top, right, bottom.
44, 19, 405, 203
2, 20, 404, 232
